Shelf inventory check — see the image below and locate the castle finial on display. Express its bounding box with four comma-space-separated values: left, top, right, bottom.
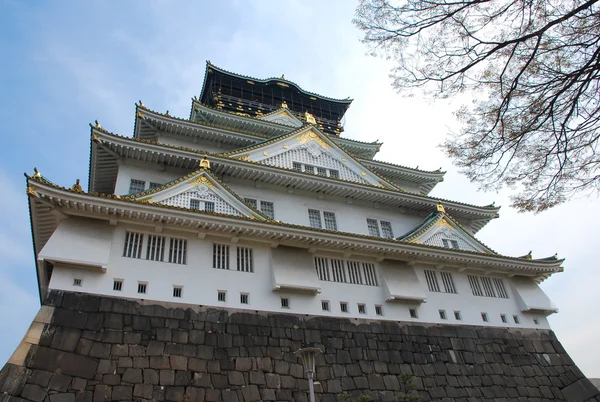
165, 110, 170, 116
305, 111, 316, 124
138, 100, 145, 108
33, 167, 41, 179
281, 74, 285, 80
525, 251, 532, 260
200, 155, 211, 170
281, 100, 288, 109
71, 179, 83, 193
94, 120, 101, 129
436, 201, 445, 213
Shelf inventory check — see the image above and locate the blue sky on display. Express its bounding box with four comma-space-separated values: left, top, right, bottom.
1, 1, 599, 377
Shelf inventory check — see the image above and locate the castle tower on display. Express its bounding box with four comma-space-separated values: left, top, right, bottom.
1, 62, 598, 402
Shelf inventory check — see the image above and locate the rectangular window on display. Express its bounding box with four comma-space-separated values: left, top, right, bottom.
314, 257, 330, 281
321, 301, 330, 311
304, 164, 315, 174
380, 221, 394, 238
375, 305, 383, 316
340, 302, 348, 313
146, 234, 165, 262
316, 166, 327, 176
480, 277, 497, 297
149, 182, 162, 190
218, 291, 226, 302
362, 263, 378, 286
260, 201, 275, 219
308, 209, 322, 228
347, 261, 363, 284
113, 280, 123, 291
424, 270, 441, 292
323, 211, 337, 230
358, 304, 366, 314
73, 278, 82, 286
500, 314, 507, 323
468, 275, 484, 296
533, 318, 539, 325
454, 311, 462, 320
329, 169, 339, 179
128, 179, 146, 194
292, 162, 302, 171
481, 312, 489, 322
442, 239, 460, 249
204, 201, 215, 212
513, 315, 520, 324
409, 308, 418, 319
236, 247, 253, 272
169, 238, 187, 265
366, 218, 380, 237
137, 283, 147, 294
123, 232, 144, 259
190, 199, 201, 210
330, 259, 346, 282
240, 293, 249, 304
493, 278, 509, 298
213, 244, 230, 269
439, 310, 447, 320
440, 272, 457, 294
244, 198, 258, 209
281, 297, 290, 308
173, 286, 182, 298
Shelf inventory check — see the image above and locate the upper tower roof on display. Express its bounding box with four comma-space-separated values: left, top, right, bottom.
199, 61, 353, 136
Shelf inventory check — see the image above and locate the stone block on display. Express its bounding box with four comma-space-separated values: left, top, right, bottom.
88, 343, 111, 359
93, 384, 111, 402
21, 384, 46, 402
150, 356, 171, 370
50, 327, 82, 352
184, 386, 205, 401
143, 369, 159, 385
48, 373, 72, 392
133, 383, 153, 399
121, 368, 142, 384
102, 374, 120, 386
170, 355, 187, 371
112, 385, 132, 400
27, 346, 98, 379
160, 370, 175, 385
49, 393, 75, 402
265, 373, 280, 388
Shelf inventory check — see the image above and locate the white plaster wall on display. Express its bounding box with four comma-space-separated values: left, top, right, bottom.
47, 222, 550, 329
157, 133, 242, 154
114, 162, 193, 195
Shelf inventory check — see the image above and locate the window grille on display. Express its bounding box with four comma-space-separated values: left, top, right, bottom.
281, 298, 290, 308
424, 270, 441, 292
204, 201, 215, 212
308, 209, 322, 228
534, 319, 539, 325
340, 302, 348, 313
146, 235, 165, 262
213, 244, 230, 269
123, 232, 144, 259
375, 305, 383, 316
73, 278, 82, 286
481, 312, 489, 322
493, 278, 509, 298
314, 257, 330, 281
440, 272, 457, 293
366, 218, 380, 237
468, 275, 484, 296
173, 287, 182, 298
480, 277, 497, 297
113, 280, 123, 291
513, 315, 520, 324
501, 314, 507, 323
362, 263, 378, 286
454, 311, 462, 320
316, 166, 327, 176
138, 283, 147, 294
149, 182, 162, 190
357, 304, 366, 314
439, 310, 447, 320
244, 198, 258, 208
190, 199, 201, 210
260, 201, 275, 219
329, 169, 339, 179
321, 301, 330, 311
323, 211, 337, 230
409, 308, 418, 318
128, 179, 146, 194
292, 162, 302, 171
347, 261, 363, 284
169, 238, 187, 265
218, 291, 226, 302
330, 259, 346, 282
442, 239, 460, 249
236, 247, 253, 272
304, 164, 315, 174
380, 221, 394, 238
240, 294, 249, 304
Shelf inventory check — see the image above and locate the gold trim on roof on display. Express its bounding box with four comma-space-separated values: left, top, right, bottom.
191, 176, 215, 189
294, 131, 329, 150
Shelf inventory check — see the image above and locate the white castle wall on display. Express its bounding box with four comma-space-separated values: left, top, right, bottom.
46, 222, 550, 330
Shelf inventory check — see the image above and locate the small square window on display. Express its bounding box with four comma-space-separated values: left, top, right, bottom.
533, 319, 539, 325
454, 311, 462, 320
149, 182, 162, 190
481, 312, 489, 322
316, 166, 327, 176
218, 291, 226, 302
322, 301, 330, 311
439, 310, 447, 320
340, 302, 348, 313
292, 162, 302, 171
500, 314, 507, 323
329, 169, 339, 179
128, 179, 146, 194
73, 278, 82, 287
190, 199, 201, 210
173, 286, 182, 298
137, 283, 147, 294
375, 305, 383, 316
281, 297, 290, 309
113, 280, 123, 291
240, 293, 249, 304
513, 315, 520, 324
358, 304, 366, 314
204, 201, 215, 212
409, 308, 418, 319
442, 239, 460, 249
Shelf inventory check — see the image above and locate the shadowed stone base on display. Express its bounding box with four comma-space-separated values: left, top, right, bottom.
0, 290, 598, 401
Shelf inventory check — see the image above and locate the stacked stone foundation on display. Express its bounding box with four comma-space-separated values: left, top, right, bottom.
0, 291, 598, 402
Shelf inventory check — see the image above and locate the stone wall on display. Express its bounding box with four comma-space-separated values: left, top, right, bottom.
0, 291, 598, 402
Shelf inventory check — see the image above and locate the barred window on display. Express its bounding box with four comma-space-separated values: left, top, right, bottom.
113, 279, 123, 291
173, 286, 182, 298
204, 201, 215, 212
292, 162, 302, 171
281, 297, 289, 308
240, 293, 249, 304
137, 283, 147, 294
190, 199, 214, 212
293, 162, 340, 178
331, 259, 346, 282
260, 201, 275, 219
146, 235, 165, 262
501, 314, 507, 323
329, 169, 339, 179
190, 199, 201, 210
149, 182, 162, 190
440, 272, 457, 294
442, 238, 460, 249
439, 310, 447, 320
315, 257, 379, 287
316, 166, 327, 176
424, 270, 441, 292
380, 221, 394, 238
347, 261, 362, 284
236, 247, 253, 272
304, 164, 315, 174
128, 179, 146, 194
308, 209, 322, 228
468, 275, 508, 298
375, 305, 383, 316
218, 291, 226, 302
323, 211, 337, 230
358, 304, 366, 314
244, 198, 258, 208
481, 277, 497, 297
123, 232, 144, 259
169, 238, 187, 265
468, 275, 484, 296
321, 300, 330, 311
409, 308, 418, 318
213, 244, 230, 269
315, 257, 330, 281
366, 218, 380, 237
340, 302, 349, 313
73, 278, 82, 286
493, 278, 509, 298
362, 263, 378, 286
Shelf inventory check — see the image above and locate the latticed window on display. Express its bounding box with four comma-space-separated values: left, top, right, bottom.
123, 232, 144, 259
331, 259, 346, 282
146, 235, 165, 262
204, 201, 215, 212
236, 247, 253, 272
440, 272, 457, 293
244, 198, 258, 208
281, 298, 289, 308
128, 179, 146, 194
366, 219, 380, 237
380, 221, 394, 238
362, 263, 378, 286
329, 169, 339, 179
347, 261, 362, 284
375, 305, 383, 316
113, 280, 123, 291
323, 211, 337, 230
424, 270, 441, 292
218, 291, 226, 302
213, 244, 230, 269
317, 167, 327, 176
137, 283, 147, 294
149, 182, 162, 190
321, 301, 330, 311
314, 257, 379, 287
314, 257, 330, 281
169, 238, 187, 265
493, 278, 509, 298
442, 238, 460, 249
292, 162, 302, 171
173, 286, 182, 298
308, 209, 322, 228
240, 293, 249, 304
358, 304, 366, 314
260, 201, 274, 219
480, 277, 497, 297
340, 302, 348, 313
304, 164, 315, 174
468, 275, 484, 296
190, 199, 201, 210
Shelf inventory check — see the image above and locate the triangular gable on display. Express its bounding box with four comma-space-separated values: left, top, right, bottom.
399, 205, 495, 254
223, 126, 400, 190
133, 170, 268, 220
258, 108, 303, 128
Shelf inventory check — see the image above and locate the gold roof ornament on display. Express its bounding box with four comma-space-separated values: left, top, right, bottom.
281, 100, 288, 109
94, 120, 101, 129
525, 251, 533, 260
138, 100, 145, 108
280, 74, 285, 80
436, 201, 446, 213
200, 155, 211, 169
71, 179, 83, 193
165, 110, 170, 116
305, 111, 316, 124
33, 167, 41, 179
